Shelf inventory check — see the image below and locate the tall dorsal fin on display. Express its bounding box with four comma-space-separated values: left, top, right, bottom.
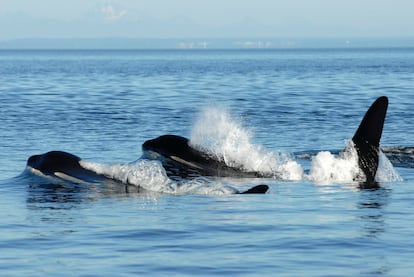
352, 96, 388, 183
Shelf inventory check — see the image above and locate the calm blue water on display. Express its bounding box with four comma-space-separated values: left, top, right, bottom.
1, 48, 414, 276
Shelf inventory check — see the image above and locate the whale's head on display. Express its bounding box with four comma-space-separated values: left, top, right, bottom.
142, 135, 194, 160
27, 151, 82, 176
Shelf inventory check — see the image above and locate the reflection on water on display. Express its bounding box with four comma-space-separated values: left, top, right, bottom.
357, 187, 391, 275
23, 177, 162, 235
357, 187, 390, 238
27, 183, 95, 210
23, 173, 155, 211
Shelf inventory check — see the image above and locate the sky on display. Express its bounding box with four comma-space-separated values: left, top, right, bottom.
0, 0, 413, 40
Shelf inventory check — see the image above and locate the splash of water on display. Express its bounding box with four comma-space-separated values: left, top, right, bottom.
189, 107, 402, 185
307, 142, 403, 185
83, 106, 401, 191
190, 106, 303, 180
81, 160, 242, 195
307, 142, 364, 185
81, 160, 177, 193
376, 151, 403, 182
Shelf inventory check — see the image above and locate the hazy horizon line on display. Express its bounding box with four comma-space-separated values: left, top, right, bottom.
1, 37, 414, 50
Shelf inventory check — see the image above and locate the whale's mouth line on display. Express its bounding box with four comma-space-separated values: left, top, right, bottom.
26, 165, 65, 184
26, 165, 94, 185
169, 155, 204, 170
143, 145, 204, 169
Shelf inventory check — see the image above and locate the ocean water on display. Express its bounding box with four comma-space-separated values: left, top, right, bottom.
1, 48, 414, 276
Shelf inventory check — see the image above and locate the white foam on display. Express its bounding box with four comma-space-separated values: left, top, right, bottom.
189, 106, 403, 184
307, 142, 363, 185
190, 106, 303, 180
307, 142, 403, 185
80, 159, 242, 195
84, 106, 402, 189
81, 159, 177, 193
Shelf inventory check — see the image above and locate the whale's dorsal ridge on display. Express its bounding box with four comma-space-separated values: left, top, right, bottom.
352, 96, 388, 183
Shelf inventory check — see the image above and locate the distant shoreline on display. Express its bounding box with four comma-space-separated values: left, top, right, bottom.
1, 37, 414, 50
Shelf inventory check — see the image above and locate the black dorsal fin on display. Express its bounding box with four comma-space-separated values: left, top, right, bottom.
240, 184, 269, 194
352, 96, 388, 183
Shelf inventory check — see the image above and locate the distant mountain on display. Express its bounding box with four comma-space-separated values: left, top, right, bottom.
1, 37, 413, 50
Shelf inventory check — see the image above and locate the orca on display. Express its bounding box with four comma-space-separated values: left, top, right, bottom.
26, 151, 268, 194
27, 151, 110, 184
142, 96, 388, 184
